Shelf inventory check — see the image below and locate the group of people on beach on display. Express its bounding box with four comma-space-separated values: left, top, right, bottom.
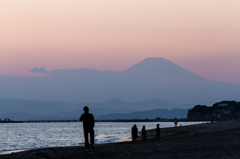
79, 106, 162, 151
131, 123, 161, 142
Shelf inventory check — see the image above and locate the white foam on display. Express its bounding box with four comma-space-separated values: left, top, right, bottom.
0, 149, 28, 155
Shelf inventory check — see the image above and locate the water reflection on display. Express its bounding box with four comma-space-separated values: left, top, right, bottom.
0, 122, 204, 152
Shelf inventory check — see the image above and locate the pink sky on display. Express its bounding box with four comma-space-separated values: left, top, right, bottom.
0, 0, 240, 82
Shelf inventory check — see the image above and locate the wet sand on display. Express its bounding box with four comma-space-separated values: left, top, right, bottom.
1, 119, 240, 159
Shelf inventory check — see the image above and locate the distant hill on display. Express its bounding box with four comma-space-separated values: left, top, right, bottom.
96, 108, 189, 120
0, 108, 189, 121
188, 101, 240, 121
0, 98, 182, 114
0, 98, 189, 120
0, 98, 81, 114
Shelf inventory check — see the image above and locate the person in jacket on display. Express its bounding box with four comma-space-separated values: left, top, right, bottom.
142, 125, 147, 141
156, 124, 161, 139
132, 124, 138, 142
80, 106, 95, 151
174, 117, 178, 127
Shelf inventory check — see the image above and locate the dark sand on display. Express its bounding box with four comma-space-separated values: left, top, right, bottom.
1, 119, 240, 159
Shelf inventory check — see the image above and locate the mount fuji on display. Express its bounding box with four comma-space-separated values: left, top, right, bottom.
0, 57, 239, 107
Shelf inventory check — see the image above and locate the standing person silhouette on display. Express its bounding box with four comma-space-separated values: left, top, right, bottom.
156, 124, 161, 139
142, 125, 147, 141
132, 124, 138, 142
174, 117, 178, 127
80, 106, 95, 151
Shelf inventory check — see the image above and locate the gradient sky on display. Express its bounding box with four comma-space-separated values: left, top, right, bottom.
0, 0, 240, 82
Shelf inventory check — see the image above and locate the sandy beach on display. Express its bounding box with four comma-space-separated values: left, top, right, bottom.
1, 119, 240, 159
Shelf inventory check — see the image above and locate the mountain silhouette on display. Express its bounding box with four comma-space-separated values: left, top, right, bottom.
107, 98, 127, 104
0, 57, 239, 105
124, 57, 189, 74
0, 98, 183, 120
96, 108, 189, 120
123, 57, 208, 83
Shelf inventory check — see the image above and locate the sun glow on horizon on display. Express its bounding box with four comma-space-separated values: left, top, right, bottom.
0, 0, 240, 82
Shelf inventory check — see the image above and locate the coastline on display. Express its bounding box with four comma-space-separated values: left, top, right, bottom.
0, 150, 28, 156
1, 119, 240, 158
0, 119, 208, 124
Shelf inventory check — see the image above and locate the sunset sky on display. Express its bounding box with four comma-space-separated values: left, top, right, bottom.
0, 0, 240, 82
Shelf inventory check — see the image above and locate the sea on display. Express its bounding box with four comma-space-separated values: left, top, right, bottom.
0, 121, 205, 154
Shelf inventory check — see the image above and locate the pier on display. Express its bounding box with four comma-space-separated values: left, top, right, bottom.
0, 120, 81, 123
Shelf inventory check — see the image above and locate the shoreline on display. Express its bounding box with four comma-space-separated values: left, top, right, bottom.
0, 121, 205, 155
0, 132, 132, 156
1, 120, 240, 158
0, 119, 209, 124
0, 121, 204, 155
0, 150, 28, 156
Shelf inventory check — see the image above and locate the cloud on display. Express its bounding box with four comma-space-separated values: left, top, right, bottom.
29, 67, 47, 73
